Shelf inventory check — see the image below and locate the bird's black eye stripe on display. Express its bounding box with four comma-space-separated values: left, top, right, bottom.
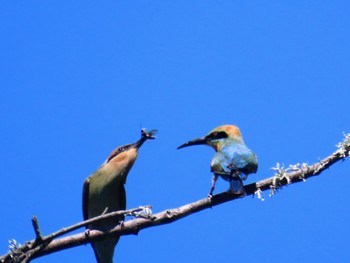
217, 131, 228, 138
207, 131, 228, 140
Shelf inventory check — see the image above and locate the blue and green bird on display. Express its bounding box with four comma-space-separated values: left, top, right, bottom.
83, 129, 156, 263
178, 125, 258, 196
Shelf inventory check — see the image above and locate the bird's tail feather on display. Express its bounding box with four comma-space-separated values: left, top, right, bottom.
91, 237, 119, 263
229, 178, 245, 194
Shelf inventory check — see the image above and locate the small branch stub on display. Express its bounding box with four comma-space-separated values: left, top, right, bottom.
31, 216, 43, 242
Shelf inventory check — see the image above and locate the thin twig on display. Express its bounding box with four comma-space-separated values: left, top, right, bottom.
42, 206, 152, 243
0, 206, 151, 263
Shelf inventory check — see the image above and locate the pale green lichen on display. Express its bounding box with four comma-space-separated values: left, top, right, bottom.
270, 162, 309, 196
336, 132, 350, 158
289, 162, 309, 180
254, 188, 264, 201
7, 239, 22, 263
270, 163, 290, 196
129, 206, 153, 219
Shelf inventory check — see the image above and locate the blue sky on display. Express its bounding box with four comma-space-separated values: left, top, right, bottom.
1, 1, 350, 262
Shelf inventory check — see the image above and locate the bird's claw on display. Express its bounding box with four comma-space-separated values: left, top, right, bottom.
119, 220, 125, 229
208, 187, 215, 198
84, 229, 90, 237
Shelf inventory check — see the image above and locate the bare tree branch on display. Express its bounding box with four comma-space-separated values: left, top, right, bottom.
0, 207, 152, 263
1, 135, 349, 263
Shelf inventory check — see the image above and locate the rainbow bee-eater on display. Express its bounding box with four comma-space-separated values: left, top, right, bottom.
82, 128, 156, 263
178, 125, 257, 196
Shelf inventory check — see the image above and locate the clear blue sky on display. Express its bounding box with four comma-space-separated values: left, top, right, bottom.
1, 1, 350, 262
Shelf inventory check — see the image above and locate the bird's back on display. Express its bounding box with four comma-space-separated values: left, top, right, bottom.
82, 166, 127, 263
211, 140, 258, 176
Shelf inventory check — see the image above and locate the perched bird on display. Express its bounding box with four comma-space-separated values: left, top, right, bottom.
82, 128, 156, 263
178, 125, 257, 196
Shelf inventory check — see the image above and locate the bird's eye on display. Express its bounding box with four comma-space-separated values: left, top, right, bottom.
118, 147, 125, 152
208, 131, 227, 140
217, 131, 228, 139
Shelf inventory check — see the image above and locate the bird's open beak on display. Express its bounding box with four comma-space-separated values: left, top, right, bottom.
177, 137, 207, 149
134, 128, 157, 149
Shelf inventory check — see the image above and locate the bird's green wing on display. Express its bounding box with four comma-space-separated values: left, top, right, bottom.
82, 177, 90, 222
119, 184, 126, 211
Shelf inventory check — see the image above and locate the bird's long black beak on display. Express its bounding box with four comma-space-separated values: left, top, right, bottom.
177, 137, 207, 149
134, 128, 157, 148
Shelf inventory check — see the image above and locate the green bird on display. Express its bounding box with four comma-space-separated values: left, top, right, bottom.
82, 129, 156, 263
